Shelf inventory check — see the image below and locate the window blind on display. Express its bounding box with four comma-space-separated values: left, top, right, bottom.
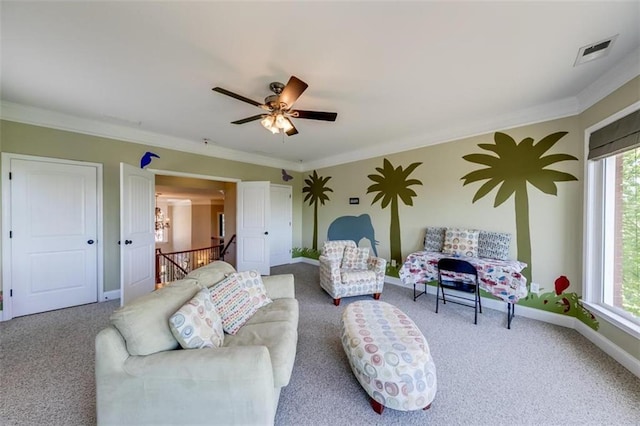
589, 109, 640, 160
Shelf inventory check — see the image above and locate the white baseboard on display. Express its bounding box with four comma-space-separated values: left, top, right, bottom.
102, 290, 120, 302
575, 320, 640, 378
295, 257, 319, 266
386, 278, 576, 328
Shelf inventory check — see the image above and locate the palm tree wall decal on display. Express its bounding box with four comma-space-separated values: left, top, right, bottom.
302, 170, 333, 250
461, 131, 578, 285
367, 158, 423, 265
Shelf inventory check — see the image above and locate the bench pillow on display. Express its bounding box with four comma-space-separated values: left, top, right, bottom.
478, 231, 511, 260
424, 227, 447, 252
442, 228, 479, 257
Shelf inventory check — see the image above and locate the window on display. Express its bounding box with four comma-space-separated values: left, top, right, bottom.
584, 102, 640, 336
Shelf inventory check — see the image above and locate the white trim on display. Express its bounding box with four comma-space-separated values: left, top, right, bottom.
1, 153, 104, 321
575, 320, 640, 379
102, 290, 121, 302
148, 168, 241, 183
577, 48, 640, 113
2, 52, 637, 173
386, 278, 576, 328
296, 257, 319, 266
583, 301, 640, 340
0, 101, 304, 172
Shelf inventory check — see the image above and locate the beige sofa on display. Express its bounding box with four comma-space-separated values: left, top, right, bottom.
95, 261, 299, 425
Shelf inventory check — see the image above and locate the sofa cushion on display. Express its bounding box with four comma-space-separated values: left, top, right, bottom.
209, 275, 260, 335
478, 231, 511, 260
223, 319, 298, 388
186, 261, 237, 288
245, 298, 299, 326
169, 288, 224, 349
442, 228, 479, 257
424, 226, 447, 252
232, 270, 272, 310
110, 278, 200, 356
341, 246, 369, 270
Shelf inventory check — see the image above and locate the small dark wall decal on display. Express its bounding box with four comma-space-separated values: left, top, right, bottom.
282, 169, 293, 182
327, 214, 379, 256
140, 151, 160, 168
349, 197, 359, 205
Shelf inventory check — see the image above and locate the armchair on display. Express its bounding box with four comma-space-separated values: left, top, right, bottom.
319, 240, 387, 306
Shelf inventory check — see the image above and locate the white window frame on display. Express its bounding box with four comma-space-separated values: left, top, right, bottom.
583, 100, 640, 338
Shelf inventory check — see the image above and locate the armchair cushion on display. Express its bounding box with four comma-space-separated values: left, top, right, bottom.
341, 269, 377, 284
341, 246, 370, 270
169, 288, 224, 349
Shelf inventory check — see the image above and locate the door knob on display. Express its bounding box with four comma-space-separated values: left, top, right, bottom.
264, 231, 269, 235
125, 240, 132, 245
87, 239, 94, 245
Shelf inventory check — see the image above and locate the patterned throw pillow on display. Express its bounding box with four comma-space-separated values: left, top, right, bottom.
478, 231, 511, 260
209, 274, 259, 335
424, 227, 447, 252
169, 288, 224, 349
442, 228, 480, 257
232, 270, 272, 309
341, 246, 370, 270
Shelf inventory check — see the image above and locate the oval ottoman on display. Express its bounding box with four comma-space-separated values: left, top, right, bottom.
340, 300, 437, 414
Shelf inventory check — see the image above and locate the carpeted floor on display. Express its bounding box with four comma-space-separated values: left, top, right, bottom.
1, 262, 639, 425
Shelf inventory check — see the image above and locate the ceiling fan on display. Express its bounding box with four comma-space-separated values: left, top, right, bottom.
212, 76, 337, 136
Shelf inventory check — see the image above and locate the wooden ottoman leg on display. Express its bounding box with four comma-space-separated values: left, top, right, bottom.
370, 398, 384, 415
333, 298, 341, 306
423, 403, 432, 410
373, 293, 381, 300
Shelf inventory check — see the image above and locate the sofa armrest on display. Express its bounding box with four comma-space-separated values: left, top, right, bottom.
368, 256, 387, 283
262, 273, 295, 299
97, 343, 276, 425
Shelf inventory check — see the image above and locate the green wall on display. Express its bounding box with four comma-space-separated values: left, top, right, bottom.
0, 121, 303, 293
300, 75, 640, 362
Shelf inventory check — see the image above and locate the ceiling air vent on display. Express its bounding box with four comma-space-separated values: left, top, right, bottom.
574, 34, 618, 66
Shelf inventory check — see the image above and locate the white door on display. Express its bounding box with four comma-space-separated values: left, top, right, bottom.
270, 185, 292, 267
9, 157, 98, 317
120, 163, 155, 306
236, 181, 270, 275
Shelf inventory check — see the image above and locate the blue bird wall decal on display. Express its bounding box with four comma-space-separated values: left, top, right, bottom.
140, 151, 160, 169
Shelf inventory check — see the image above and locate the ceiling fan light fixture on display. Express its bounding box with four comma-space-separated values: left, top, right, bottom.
261, 115, 275, 130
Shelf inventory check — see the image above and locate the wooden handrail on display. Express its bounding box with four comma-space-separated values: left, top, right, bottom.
220, 234, 236, 259
155, 243, 224, 283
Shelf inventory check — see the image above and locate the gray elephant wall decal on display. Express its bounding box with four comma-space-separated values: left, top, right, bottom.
327, 214, 379, 256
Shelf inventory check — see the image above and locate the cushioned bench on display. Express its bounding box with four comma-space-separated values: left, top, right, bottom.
340, 301, 437, 414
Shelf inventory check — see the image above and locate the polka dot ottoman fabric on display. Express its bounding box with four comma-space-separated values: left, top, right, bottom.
340, 301, 437, 413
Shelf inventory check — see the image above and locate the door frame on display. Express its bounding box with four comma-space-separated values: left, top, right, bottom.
1, 153, 104, 321
270, 184, 292, 267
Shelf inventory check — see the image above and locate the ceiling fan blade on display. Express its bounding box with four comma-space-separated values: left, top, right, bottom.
285, 120, 299, 136
212, 87, 263, 107
292, 110, 338, 121
279, 76, 308, 108
231, 114, 264, 125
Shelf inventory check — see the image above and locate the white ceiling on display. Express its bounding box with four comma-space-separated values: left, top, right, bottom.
2, 1, 639, 172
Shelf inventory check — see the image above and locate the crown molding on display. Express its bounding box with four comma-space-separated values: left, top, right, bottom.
302, 96, 580, 171
0, 101, 305, 172
576, 48, 640, 113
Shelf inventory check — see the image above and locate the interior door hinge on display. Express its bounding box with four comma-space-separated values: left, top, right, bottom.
9, 172, 12, 180
10, 289, 13, 297
9, 230, 12, 238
